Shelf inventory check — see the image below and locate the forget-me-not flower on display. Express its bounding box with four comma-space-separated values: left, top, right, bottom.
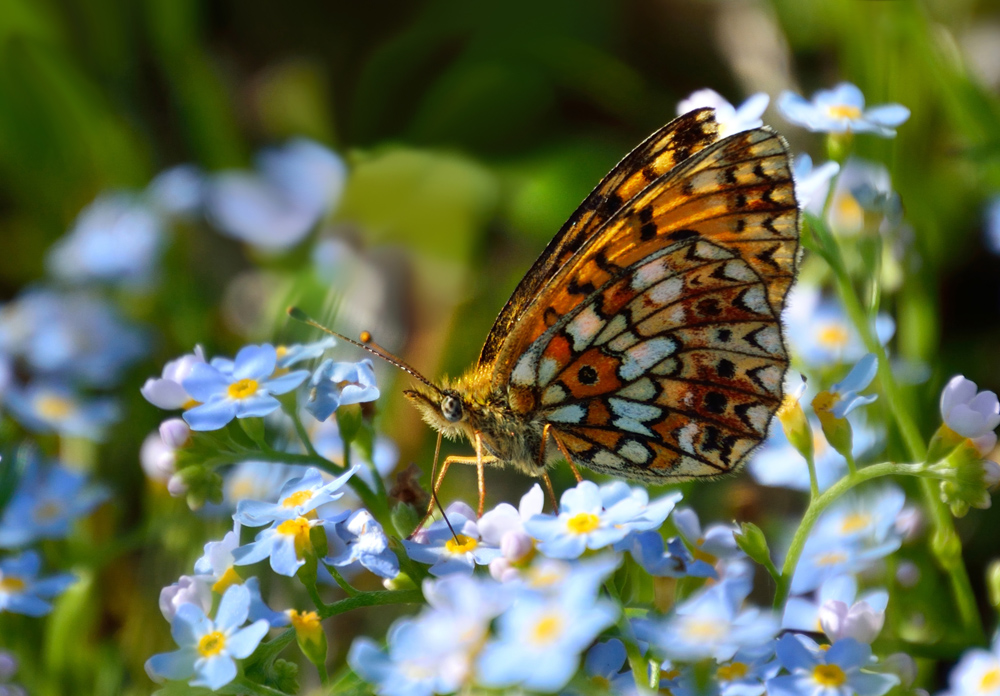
305, 358, 380, 421
403, 502, 500, 576
584, 639, 636, 694
783, 285, 894, 368
141, 346, 207, 410
234, 466, 357, 528
146, 164, 205, 219
223, 461, 307, 509
783, 574, 887, 639
943, 632, 1000, 696
326, 509, 399, 579
940, 375, 1000, 455
794, 153, 840, 211
672, 507, 742, 562
0, 462, 109, 548
275, 336, 336, 369
715, 645, 780, 696
627, 531, 717, 578
0, 551, 75, 616
5, 382, 118, 440
145, 584, 270, 690
182, 344, 309, 431
778, 82, 910, 137
677, 89, 770, 137
767, 634, 897, 696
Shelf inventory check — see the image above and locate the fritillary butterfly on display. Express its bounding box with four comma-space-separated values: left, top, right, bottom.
304, 108, 800, 514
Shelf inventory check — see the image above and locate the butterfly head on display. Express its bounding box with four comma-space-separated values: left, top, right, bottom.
403, 383, 472, 439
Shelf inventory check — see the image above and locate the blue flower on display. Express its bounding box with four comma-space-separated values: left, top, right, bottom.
783, 286, 894, 368
672, 507, 742, 562
46, 193, 163, 286
5, 382, 118, 440
145, 584, 270, 690
584, 639, 636, 694
141, 346, 207, 410
783, 575, 887, 639
517, 554, 621, 598
525, 480, 681, 559
767, 634, 897, 696
305, 358, 380, 421
677, 89, 770, 137
234, 466, 357, 527
627, 531, 717, 578
146, 164, 205, 219
275, 336, 336, 369
326, 509, 399, 579
986, 196, 1000, 256
476, 574, 619, 691
793, 154, 841, 211
0, 462, 109, 548
824, 159, 900, 237
205, 138, 346, 251
944, 633, 1000, 696
716, 646, 780, 696
778, 83, 910, 137
0, 551, 75, 616
940, 375, 1000, 448
826, 355, 879, 418
182, 344, 309, 431
223, 461, 307, 509
403, 502, 500, 576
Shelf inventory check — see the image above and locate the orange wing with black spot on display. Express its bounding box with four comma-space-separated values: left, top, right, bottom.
494, 126, 800, 482
478, 109, 721, 369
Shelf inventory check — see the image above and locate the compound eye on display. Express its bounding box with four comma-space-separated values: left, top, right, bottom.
441, 394, 464, 423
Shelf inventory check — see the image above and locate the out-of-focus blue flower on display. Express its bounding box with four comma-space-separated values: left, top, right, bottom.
5, 382, 118, 440
783, 286, 894, 368
627, 531, 717, 578
327, 509, 399, 579
767, 634, 897, 696
943, 632, 1000, 696
941, 376, 1000, 453
524, 480, 681, 559
672, 507, 741, 562
146, 164, 205, 219
750, 414, 879, 493
306, 411, 398, 493
517, 554, 621, 598
0, 551, 75, 616
635, 561, 778, 662
715, 645, 780, 696
223, 461, 307, 509
276, 337, 336, 369
825, 159, 900, 236
47, 194, 163, 285
778, 83, 910, 137
305, 358, 380, 421
403, 502, 500, 576
825, 354, 879, 418
234, 466, 357, 528
584, 639, 636, 694
0, 462, 108, 548
159, 575, 213, 622
985, 196, 1000, 256
182, 344, 309, 431
794, 154, 841, 211
0, 289, 147, 386
141, 346, 207, 410
677, 89, 770, 137
205, 138, 346, 251
145, 584, 270, 690
476, 574, 619, 692
783, 575, 887, 638
0, 650, 22, 695
479, 484, 545, 581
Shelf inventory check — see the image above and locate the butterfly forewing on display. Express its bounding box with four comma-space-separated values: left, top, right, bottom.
478, 109, 721, 369
493, 125, 799, 481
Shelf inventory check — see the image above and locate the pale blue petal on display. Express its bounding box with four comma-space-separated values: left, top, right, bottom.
227, 619, 270, 658
833, 354, 878, 394
850, 671, 899, 696
192, 653, 237, 690
215, 584, 250, 631
146, 648, 196, 681
586, 639, 627, 678
264, 370, 309, 394
173, 603, 211, 646
184, 398, 237, 431
235, 500, 287, 527
524, 650, 578, 691
537, 534, 588, 559
234, 394, 280, 418
182, 363, 230, 402
775, 633, 817, 671
864, 104, 910, 128
523, 514, 562, 540
270, 535, 304, 576
561, 480, 601, 512
232, 536, 276, 566
765, 674, 806, 696
826, 638, 870, 671
5, 595, 52, 616
830, 83, 866, 109
233, 344, 277, 381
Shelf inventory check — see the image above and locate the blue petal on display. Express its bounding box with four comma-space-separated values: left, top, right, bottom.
146, 648, 196, 682
184, 398, 237, 431
215, 584, 250, 631
348, 638, 394, 685
181, 363, 230, 402
849, 670, 899, 696
270, 535, 305, 577
192, 653, 238, 690
775, 633, 817, 672
585, 639, 627, 678
5, 594, 52, 616
537, 534, 588, 559
864, 104, 910, 128
173, 603, 211, 646
764, 674, 803, 696
265, 369, 309, 394
235, 500, 287, 527
233, 344, 277, 381
830, 83, 866, 109
234, 394, 281, 418
233, 536, 277, 567
227, 619, 270, 658
825, 638, 870, 671
560, 480, 602, 513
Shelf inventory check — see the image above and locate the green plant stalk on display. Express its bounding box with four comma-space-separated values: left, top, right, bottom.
290, 408, 320, 459
604, 580, 654, 696
224, 676, 292, 696
804, 448, 820, 501
317, 589, 424, 619
818, 221, 984, 642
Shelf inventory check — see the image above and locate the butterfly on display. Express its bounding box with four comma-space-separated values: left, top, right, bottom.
296, 107, 800, 517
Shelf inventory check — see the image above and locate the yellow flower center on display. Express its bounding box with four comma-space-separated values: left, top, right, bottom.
683, 618, 725, 641
182, 398, 201, 410
227, 378, 259, 400
527, 569, 562, 588
276, 517, 314, 557
0, 576, 25, 594
827, 104, 863, 120
198, 631, 227, 658
835, 194, 865, 233
662, 669, 681, 681
530, 613, 563, 644
445, 534, 479, 554
815, 551, 848, 567
812, 391, 837, 414
980, 667, 1000, 692
282, 490, 313, 508
34, 501, 62, 521
718, 662, 749, 681
212, 566, 243, 594
290, 609, 323, 643
35, 394, 74, 420
566, 512, 600, 534
817, 324, 850, 349
839, 512, 872, 534
276, 346, 289, 358
813, 664, 846, 686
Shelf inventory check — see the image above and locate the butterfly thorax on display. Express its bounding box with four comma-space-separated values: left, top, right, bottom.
403, 366, 551, 477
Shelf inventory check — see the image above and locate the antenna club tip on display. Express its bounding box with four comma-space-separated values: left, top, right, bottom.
287, 306, 309, 322
360, 330, 372, 343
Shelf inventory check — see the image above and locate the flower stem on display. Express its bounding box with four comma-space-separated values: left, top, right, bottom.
290, 408, 320, 459
318, 589, 424, 619
322, 561, 359, 596
804, 449, 820, 501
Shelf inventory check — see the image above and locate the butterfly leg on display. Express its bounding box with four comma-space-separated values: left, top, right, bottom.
549, 430, 584, 483
537, 424, 560, 512
475, 432, 486, 518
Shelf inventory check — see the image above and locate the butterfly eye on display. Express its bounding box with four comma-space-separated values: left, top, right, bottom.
441, 394, 464, 423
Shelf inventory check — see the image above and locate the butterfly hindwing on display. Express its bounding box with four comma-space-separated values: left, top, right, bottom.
495, 127, 799, 481
478, 109, 721, 369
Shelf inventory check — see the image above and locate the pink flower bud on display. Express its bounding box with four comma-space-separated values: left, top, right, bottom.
167, 472, 188, 498
159, 418, 191, 449
140, 432, 175, 484
489, 557, 519, 583
158, 575, 212, 621
819, 599, 885, 643
983, 460, 1000, 488
500, 531, 534, 562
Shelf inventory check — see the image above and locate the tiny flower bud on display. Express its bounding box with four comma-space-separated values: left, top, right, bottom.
489, 557, 519, 583
290, 609, 328, 670
500, 530, 534, 563
983, 460, 1000, 488
733, 522, 772, 569
813, 391, 854, 461
819, 599, 884, 643
777, 379, 813, 462
140, 432, 175, 484
382, 572, 416, 592
166, 472, 188, 497
159, 575, 212, 622
895, 561, 920, 588
159, 418, 191, 449
987, 559, 1000, 611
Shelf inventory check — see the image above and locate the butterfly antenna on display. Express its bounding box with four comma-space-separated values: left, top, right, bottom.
433, 491, 459, 542
287, 306, 440, 392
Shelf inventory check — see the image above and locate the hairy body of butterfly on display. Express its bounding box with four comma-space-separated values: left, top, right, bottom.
403, 107, 800, 509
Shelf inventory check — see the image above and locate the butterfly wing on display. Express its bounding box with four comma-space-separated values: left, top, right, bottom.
477, 109, 721, 369
494, 127, 799, 482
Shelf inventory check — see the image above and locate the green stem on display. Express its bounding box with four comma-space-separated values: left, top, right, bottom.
844, 450, 858, 477
290, 408, 320, 458
816, 220, 984, 642
323, 561, 359, 596
604, 580, 654, 696
318, 589, 424, 620
306, 581, 330, 613
224, 676, 291, 696
804, 449, 819, 501
774, 461, 921, 609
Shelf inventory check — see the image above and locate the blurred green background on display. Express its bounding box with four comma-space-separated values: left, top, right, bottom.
3, 0, 1000, 693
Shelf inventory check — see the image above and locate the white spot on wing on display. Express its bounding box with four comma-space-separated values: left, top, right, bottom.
596, 314, 628, 345
542, 384, 567, 406
616, 378, 656, 401
609, 398, 662, 422
648, 276, 684, 306
741, 286, 769, 315
546, 404, 586, 424
724, 260, 755, 282
608, 330, 639, 352
538, 357, 560, 387
565, 305, 604, 352
677, 422, 700, 454
631, 258, 671, 292
618, 440, 651, 464
511, 353, 537, 386
619, 337, 677, 381
592, 449, 625, 469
